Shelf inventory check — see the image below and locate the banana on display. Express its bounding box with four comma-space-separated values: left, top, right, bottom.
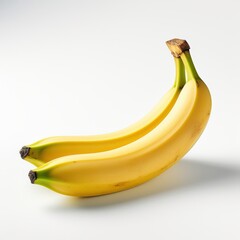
20, 56, 186, 167
28, 39, 212, 197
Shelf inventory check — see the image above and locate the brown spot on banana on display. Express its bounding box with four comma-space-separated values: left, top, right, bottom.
190, 122, 205, 139
114, 181, 128, 187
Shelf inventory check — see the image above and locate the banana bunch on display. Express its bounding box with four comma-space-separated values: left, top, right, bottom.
20, 39, 212, 197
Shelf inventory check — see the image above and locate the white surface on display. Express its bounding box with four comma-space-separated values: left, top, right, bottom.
0, 0, 240, 239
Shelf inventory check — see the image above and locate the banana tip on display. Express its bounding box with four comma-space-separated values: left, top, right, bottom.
28, 170, 37, 184
19, 146, 30, 159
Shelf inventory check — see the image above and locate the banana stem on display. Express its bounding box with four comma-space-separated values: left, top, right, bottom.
166, 38, 201, 82
180, 51, 200, 82
174, 57, 185, 88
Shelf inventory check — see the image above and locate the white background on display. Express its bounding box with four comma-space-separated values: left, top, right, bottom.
0, 0, 239, 239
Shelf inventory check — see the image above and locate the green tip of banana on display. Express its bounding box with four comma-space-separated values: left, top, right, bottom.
19, 146, 30, 159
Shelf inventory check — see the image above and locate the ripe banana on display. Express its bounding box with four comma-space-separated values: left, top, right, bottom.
20, 56, 186, 167
28, 39, 212, 197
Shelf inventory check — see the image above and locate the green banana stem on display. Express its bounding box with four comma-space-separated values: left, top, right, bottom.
166, 38, 201, 82
174, 57, 186, 89
180, 51, 200, 82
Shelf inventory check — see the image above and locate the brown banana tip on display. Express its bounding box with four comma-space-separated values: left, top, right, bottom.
28, 170, 37, 184
166, 38, 190, 57
19, 146, 30, 159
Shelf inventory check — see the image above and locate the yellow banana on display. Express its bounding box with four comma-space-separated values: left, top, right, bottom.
20, 56, 185, 167
28, 39, 212, 197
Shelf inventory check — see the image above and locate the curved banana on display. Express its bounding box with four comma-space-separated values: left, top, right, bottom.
28, 39, 212, 197
20, 56, 186, 167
